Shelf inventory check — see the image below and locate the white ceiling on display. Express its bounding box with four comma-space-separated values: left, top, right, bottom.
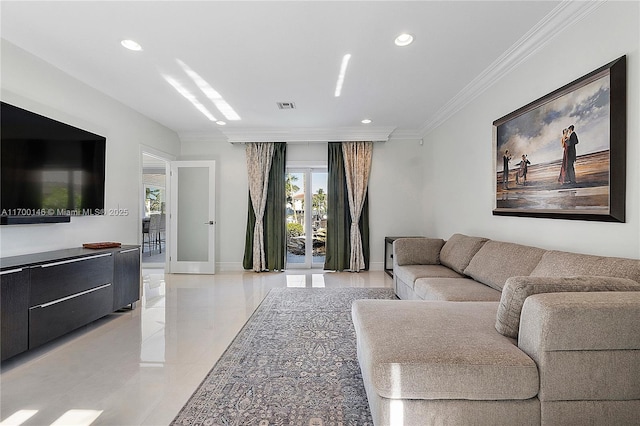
2, 1, 580, 142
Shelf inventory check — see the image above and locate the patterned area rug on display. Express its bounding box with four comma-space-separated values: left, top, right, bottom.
171, 287, 397, 426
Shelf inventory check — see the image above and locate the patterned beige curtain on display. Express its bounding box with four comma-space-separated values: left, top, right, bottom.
342, 141, 373, 272
246, 142, 275, 271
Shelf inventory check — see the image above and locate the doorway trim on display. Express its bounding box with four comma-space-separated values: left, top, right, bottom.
286, 161, 327, 269
139, 145, 175, 271
169, 160, 216, 274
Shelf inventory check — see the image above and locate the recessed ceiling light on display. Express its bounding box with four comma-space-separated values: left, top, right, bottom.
361, 119, 372, 124
216, 120, 226, 126
394, 33, 414, 47
121, 39, 142, 51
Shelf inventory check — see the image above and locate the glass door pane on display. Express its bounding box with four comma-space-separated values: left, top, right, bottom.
170, 161, 216, 274
311, 171, 327, 266
286, 172, 306, 266
286, 168, 327, 269
177, 166, 209, 262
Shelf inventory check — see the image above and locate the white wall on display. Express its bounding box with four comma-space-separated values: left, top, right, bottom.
369, 138, 426, 266
180, 138, 425, 270
0, 40, 181, 257
423, 1, 640, 259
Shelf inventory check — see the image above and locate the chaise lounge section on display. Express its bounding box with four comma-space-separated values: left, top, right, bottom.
352, 234, 640, 425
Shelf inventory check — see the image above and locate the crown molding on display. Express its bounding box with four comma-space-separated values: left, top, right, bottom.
419, 0, 606, 137
388, 128, 423, 141
178, 132, 229, 143
221, 126, 396, 143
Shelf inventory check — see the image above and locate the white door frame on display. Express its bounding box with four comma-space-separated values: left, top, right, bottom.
170, 160, 216, 274
286, 162, 327, 269
139, 146, 175, 270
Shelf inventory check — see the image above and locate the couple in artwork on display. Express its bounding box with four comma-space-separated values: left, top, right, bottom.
558, 125, 579, 184
502, 124, 578, 190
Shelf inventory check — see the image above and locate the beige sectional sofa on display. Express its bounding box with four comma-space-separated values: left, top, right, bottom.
352, 234, 640, 425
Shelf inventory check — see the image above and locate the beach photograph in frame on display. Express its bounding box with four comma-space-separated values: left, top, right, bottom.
493, 55, 626, 222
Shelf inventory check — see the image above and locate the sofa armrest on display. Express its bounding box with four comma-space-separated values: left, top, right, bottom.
518, 292, 640, 401
496, 275, 640, 338
392, 237, 444, 267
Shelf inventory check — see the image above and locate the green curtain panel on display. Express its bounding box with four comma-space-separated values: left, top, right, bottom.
324, 142, 369, 271
243, 191, 257, 270
243, 142, 287, 271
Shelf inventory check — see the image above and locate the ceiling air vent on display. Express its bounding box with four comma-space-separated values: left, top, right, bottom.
277, 102, 296, 110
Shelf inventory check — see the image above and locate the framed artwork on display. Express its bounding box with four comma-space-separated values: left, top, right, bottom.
493, 55, 626, 222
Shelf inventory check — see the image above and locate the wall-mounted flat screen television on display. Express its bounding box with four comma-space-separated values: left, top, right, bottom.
1, 102, 106, 224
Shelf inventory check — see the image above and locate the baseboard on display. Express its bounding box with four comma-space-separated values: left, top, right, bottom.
368, 261, 384, 271
217, 262, 245, 272
216, 262, 384, 272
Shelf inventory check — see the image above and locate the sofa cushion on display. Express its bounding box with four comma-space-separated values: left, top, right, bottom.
394, 264, 463, 290
464, 240, 546, 291
530, 250, 640, 283
496, 276, 640, 338
440, 234, 489, 274
415, 277, 501, 301
394, 238, 445, 266
352, 300, 539, 400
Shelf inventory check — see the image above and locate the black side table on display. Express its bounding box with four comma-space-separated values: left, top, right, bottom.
384, 236, 423, 277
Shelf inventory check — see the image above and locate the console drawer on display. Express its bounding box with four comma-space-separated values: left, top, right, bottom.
1, 268, 29, 361
29, 253, 114, 307
29, 283, 114, 349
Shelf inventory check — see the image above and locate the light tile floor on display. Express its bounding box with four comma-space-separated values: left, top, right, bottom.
0, 269, 392, 426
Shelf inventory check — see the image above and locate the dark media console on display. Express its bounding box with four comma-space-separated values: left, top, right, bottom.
0, 215, 71, 225
0, 245, 141, 361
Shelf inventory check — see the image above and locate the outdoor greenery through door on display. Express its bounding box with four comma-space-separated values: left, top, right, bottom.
286, 169, 327, 268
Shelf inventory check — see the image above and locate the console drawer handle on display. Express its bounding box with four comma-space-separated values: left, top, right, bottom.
119, 248, 139, 254
39, 253, 113, 268
31, 283, 112, 309
0, 268, 24, 275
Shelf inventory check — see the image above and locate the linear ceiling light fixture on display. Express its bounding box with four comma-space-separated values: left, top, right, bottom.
162, 75, 217, 122
176, 59, 241, 121
334, 53, 352, 97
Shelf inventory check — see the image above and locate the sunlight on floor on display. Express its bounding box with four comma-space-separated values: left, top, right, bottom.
0, 409, 102, 426
0, 410, 38, 426
312, 274, 325, 287
286, 274, 326, 287
50, 410, 103, 426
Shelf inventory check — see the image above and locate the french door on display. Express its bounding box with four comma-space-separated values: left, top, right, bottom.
286, 168, 327, 269
169, 161, 216, 274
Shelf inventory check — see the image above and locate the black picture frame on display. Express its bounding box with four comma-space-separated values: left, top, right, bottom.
493, 55, 626, 222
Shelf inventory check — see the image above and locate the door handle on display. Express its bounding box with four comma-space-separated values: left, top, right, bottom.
204, 221, 215, 225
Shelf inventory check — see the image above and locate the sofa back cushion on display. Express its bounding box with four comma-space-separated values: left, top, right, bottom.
439, 234, 489, 274
531, 250, 640, 283
464, 240, 546, 291
496, 275, 640, 338
394, 238, 445, 266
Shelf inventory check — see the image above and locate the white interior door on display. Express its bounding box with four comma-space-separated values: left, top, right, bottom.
170, 161, 215, 274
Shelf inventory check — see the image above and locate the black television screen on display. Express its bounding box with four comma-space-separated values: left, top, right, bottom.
1, 102, 106, 222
